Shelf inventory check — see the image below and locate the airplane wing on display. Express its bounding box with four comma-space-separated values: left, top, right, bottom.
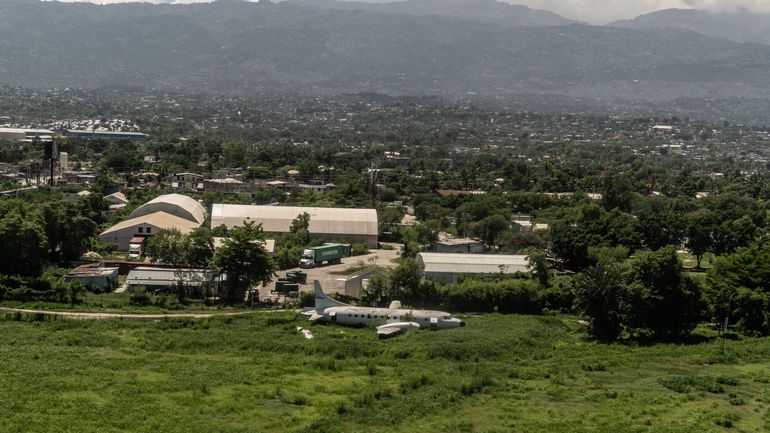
388, 300, 402, 309
376, 322, 420, 339
304, 312, 324, 321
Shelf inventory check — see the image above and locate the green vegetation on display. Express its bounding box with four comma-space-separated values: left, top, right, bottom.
2, 312, 770, 433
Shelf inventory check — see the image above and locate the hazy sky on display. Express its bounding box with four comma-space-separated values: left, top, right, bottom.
48, 0, 770, 24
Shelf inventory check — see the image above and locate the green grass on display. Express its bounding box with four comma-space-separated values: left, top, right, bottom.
1, 313, 770, 433
678, 252, 717, 270
0, 292, 257, 314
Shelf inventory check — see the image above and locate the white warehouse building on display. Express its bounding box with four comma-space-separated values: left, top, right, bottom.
99, 193, 206, 251
416, 253, 531, 284
211, 204, 379, 248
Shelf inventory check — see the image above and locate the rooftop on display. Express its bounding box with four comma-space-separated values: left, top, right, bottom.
100, 211, 201, 236
128, 193, 206, 225
127, 267, 217, 287
417, 253, 530, 275
211, 204, 378, 236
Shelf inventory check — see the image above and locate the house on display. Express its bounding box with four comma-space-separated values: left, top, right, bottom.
166, 172, 204, 190
104, 191, 129, 210
433, 238, 486, 254
436, 189, 487, 198
203, 178, 244, 193
64, 264, 119, 291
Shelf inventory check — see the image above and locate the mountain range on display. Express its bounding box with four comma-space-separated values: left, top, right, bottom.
611, 8, 770, 46
2, 0, 770, 122
290, 0, 581, 27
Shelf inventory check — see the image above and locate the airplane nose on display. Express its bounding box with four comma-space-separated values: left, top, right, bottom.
460, 320, 465, 327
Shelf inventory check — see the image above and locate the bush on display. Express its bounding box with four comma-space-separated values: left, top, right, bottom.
299, 291, 316, 308
658, 375, 738, 394
129, 287, 152, 306
0, 272, 83, 304
350, 243, 369, 256
439, 278, 545, 314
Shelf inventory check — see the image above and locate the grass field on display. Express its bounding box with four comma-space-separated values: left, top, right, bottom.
1, 312, 769, 433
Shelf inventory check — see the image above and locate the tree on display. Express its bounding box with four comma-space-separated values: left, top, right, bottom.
705, 244, 770, 335
360, 274, 387, 307
550, 222, 590, 271
186, 226, 215, 268
601, 172, 633, 212
0, 212, 48, 277
146, 229, 189, 266
574, 261, 626, 341
39, 202, 98, 263
625, 247, 703, 339
685, 209, 713, 269
389, 258, 424, 305
290, 212, 311, 234
145, 228, 194, 303
213, 222, 276, 304
470, 214, 511, 247
527, 250, 550, 288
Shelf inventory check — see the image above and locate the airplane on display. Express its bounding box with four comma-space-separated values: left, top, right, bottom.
303, 280, 465, 339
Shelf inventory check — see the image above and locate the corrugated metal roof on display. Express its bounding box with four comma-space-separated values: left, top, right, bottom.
211, 204, 378, 236
436, 238, 483, 246
416, 253, 530, 275
100, 211, 201, 236
128, 193, 206, 225
0, 127, 54, 134
127, 267, 216, 287
104, 191, 128, 204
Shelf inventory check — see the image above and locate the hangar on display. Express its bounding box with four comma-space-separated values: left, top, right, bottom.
98, 194, 206, 251
210, 204, 379, 248
416, 253, 531, 284
128, 193, 206, 225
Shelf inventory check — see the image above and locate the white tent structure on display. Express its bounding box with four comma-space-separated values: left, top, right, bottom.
99, 194, 206, 251
99, 212, 201, 251
211, 204, 378, 247
128, 193, 206, 225
416, 253, 530, 283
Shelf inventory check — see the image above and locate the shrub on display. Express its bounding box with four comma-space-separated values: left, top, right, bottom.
129, 287, 151, 306
350, 243, 369, 256
439, 278, 544, 314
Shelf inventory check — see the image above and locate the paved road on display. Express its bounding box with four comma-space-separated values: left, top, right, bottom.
0, 307, 255, 320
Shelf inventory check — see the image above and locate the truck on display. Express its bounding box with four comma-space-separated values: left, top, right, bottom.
299, 244, 351, 268
128, 236, 147, 260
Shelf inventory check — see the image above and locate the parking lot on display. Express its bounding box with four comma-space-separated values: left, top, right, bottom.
256, 246, 402, 301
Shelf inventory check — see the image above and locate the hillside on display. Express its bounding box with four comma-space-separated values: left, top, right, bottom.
2, 1, 770, 120
611, 8, 770, 46
291, 0, 581, 27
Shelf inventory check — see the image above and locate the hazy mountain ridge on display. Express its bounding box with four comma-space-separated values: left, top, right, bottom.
2, 0, 770, 121
290, 0, 581, 27
611, 8, 770, 46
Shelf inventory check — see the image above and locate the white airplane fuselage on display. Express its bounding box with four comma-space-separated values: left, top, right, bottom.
305, 280, 465, 337
318, 305, 465, 330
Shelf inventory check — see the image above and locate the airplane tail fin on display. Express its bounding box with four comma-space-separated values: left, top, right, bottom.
314, 280, 347, 310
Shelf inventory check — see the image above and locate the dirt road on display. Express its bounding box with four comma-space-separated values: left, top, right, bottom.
0, 307, 254, 320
